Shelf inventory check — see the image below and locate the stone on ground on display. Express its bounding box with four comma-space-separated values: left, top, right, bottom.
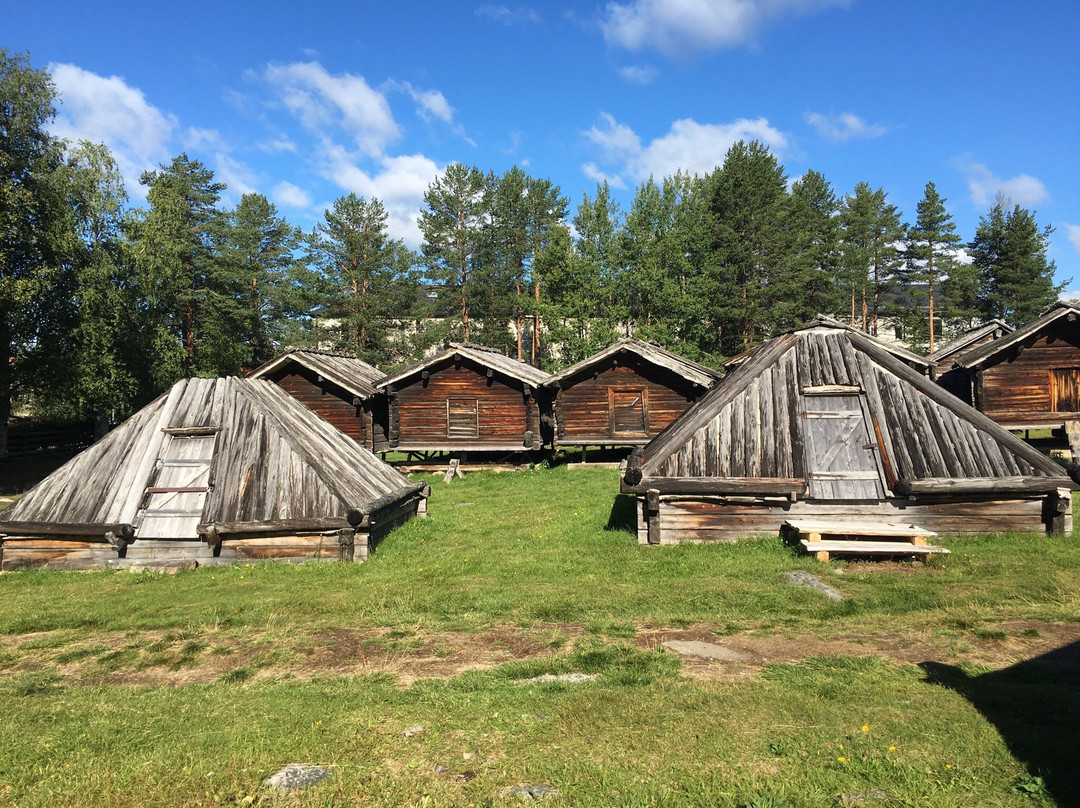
782, 570, 845, 601
264, 764, 333, 793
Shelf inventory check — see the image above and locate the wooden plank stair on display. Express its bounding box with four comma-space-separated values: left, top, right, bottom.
781, 519, 950, 562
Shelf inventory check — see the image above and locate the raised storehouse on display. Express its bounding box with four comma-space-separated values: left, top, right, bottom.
950, 304, 1080, 434
622, 322, 1074, 544
249, 349, 390, 452
930, 319, 1013, 405
543, 339, 721, 448
0, 378, 427, 570
376, 343, 551, 454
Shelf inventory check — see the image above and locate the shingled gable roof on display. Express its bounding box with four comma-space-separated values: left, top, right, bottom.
543, 339, 721, 389
928, 319, 1013, 366
0, 377, 423, 538
376, 342, 551, 389
955, 303, 1080, 371
249, 349, 383, 399
632, 322, 1070, 489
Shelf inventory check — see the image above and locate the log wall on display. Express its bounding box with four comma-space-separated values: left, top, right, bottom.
268, 368, 368, 445
391, 362, 540, 451
978, 326, 1080, 425
635, 494, 1059, 545
556, 361, 702, 446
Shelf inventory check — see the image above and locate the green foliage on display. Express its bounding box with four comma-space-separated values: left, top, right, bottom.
902, 181, 963, 352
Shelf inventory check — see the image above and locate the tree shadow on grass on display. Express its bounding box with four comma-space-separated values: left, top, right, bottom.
607, 493, 637, 533
920, 640, 1080, 807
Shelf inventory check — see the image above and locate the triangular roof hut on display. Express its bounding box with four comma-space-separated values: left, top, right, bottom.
0, 378, 427, 570
622, 321, 1073, 544
542, 339, 721, 448
377, 343, 551, 453
947, 303, 1080, 435
249, 349, 389, 451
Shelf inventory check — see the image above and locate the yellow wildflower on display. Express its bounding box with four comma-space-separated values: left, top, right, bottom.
862, 725, 869, 732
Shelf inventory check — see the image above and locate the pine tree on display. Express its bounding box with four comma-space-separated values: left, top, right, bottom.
839, 183, 904, 335
419, 163, 488, 343
970, 198, 1061, 326
902, 181, 962, 353
781, 170, 841, 330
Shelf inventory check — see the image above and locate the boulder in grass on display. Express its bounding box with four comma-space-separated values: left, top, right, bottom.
264, 764, 333, 793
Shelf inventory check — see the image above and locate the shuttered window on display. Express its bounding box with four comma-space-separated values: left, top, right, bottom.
447, 398, 479, 439
611, 389, 647, 436
1051, 369, 1080, 412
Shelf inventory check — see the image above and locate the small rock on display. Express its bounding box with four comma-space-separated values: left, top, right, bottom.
662, 640, 748, 662
263, 764, 333, 793
498, 784, 558, 800
456, 770, 477, 781
434, 764, 449, 774
463, 752, 472, 760
783, 570, 845, 601
519, 672, 596, 685
837, 789, 889, 806
402, 724, 424, 737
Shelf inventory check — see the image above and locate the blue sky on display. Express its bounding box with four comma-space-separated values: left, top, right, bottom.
9, 0, 1080, 293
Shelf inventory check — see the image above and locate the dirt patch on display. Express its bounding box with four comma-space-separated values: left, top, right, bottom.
3, 621, 1079, 688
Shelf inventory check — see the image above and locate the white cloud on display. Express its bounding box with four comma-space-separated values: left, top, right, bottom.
475, 5, 541, 25
601, 0, 850, 58
805, 111, 887, 142
584, 112, 788, 184
1065, 224, 1080, 258
264, 61, 400, 158
952, 156, 1050, 208
272, 181, 313, 209
582, 161, 627, 189
318, 142, 441, 247
47, 62, 178, 197
618, 65, 659, 84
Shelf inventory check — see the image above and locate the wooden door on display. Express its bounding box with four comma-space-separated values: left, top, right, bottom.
447, 398, 479, 439
800, 394, 884, 500
611, 389, 647, 437
137, 433, 216, 539
1051, 368, 1080, 412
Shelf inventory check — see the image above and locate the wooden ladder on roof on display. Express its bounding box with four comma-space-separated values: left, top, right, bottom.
781, 519, 950, 562
135, 428, 218, 540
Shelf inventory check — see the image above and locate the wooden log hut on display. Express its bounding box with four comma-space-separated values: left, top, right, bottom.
542, 339, 721, 449
249, 349, 390, 452
376, 343, 551, 455
0, 378, 427, 570
930, 319, 1013, 405
621, 321, 1074, 544
949, 304, 1080, 436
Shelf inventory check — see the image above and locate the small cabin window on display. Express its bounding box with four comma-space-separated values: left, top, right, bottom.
1051, 369, 1080, 412
447, 398, 479, 439
611, 388, 647, 436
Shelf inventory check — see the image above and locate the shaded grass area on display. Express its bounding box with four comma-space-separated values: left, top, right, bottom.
0, 644, 1065, 807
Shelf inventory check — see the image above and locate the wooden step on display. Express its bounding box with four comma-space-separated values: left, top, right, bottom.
798, 538, 950, 562
783, 519, 937, 543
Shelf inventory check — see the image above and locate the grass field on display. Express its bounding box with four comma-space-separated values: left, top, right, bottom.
1, 465, 1079, 806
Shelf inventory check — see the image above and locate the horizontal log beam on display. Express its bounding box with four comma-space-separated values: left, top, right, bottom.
0, 521, 135, 540
622, 477, 807, 496
894, 476, 1075, 497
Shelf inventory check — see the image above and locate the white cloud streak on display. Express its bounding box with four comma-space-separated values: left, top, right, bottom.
805, 111, 887, 142
618, 65, 659, 84
601, 0, 850, 58
583, 112, 788, 185
475, 5, 541, 25
1065, 224, 1080, 259
952, 156, 1050, 208
272, 181, 313, 209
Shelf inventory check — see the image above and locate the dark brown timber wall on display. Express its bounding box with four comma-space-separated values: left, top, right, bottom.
556, 361, 703, 446
978, 324, 1080, 425
267, 368, 368, 446
634, 495, 1054, 544
391, 361, 540, 451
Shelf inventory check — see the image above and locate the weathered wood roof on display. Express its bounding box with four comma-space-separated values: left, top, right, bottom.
249, 349, 383, 399
724, 316, 934, 375
0, 378, 423, 537
928, 319, 1013, 367
543, 339, 721, 389
377, 342, 551, 389
955, 303, 1080, 370
635, 323, 1070, 486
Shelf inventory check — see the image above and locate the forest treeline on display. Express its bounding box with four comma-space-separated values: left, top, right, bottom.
0, 49, 1062, 449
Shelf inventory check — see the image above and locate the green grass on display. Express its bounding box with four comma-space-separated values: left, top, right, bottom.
0, 466, 1078, 806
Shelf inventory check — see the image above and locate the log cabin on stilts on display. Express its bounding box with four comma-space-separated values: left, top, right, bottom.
542, 339, 721, 455
0, 378, 428, 570
621, 319, 1074, 552
249, 348, 390, 452
376, 343, 551, 459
